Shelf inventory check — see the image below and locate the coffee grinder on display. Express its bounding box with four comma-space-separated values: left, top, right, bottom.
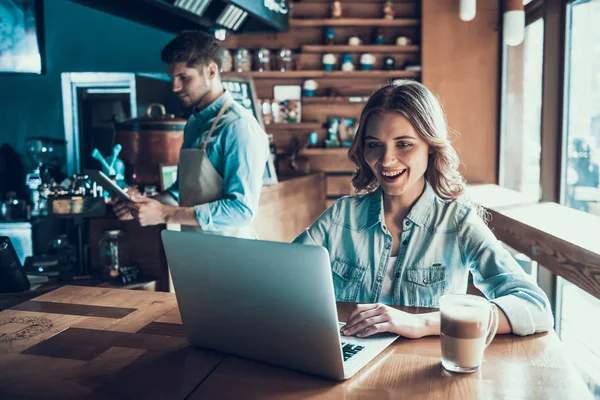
25, 137, 66, 217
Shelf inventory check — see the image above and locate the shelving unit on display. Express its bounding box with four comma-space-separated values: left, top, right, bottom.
225, 0, 422, 199
223, 70, 420, 79
302, 96, 369, 104
302, 45, 421, 53
290, 18, 420, 27
266, 122, 323, 131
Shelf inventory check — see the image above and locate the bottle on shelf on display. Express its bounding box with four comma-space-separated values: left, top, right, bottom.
256, 48, 271, 72
276, 48, 293, 71
324, 28, 336, 45
330, 1, 342, 18
222, 49, 233, 72
234, 49, 251, 72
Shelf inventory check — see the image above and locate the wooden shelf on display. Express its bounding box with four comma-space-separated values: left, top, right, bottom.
223, 70, 419, 79
303, 96, 368, 104
302, 45, 420, 53
266, 122, 323, 130
290, 18, 420, 27
301, 148, 350, 155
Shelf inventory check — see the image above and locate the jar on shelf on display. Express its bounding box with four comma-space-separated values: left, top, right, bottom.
276, 48, 293, 72
256, 48, 271, 72
261, 99, 273, 125
99, 230, 129, 281
324, 28, 336, 45
234, 48, 251, 73
222, 49, 233, 72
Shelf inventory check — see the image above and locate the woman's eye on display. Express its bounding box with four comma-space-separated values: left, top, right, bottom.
397, 142, 412, 148
366, 142, 380, 149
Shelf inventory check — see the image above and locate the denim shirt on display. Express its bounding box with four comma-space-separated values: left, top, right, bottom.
167, 91, 269, 231
293, 182, 554, 336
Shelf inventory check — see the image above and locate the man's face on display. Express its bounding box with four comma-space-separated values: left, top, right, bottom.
167, 62, 211, 108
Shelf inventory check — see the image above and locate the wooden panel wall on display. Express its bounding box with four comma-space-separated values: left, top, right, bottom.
421, 0, 500, 184
254, 173, 326, 242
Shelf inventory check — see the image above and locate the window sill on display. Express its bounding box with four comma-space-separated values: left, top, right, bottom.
467, 184, 600, 299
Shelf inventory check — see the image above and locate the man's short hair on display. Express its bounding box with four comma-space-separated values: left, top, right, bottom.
161, 31, 223, 70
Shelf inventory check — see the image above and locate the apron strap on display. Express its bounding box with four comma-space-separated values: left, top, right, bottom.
202, 98, 233, 151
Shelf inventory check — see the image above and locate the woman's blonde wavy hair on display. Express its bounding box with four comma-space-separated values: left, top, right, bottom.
348, 80, 466, 200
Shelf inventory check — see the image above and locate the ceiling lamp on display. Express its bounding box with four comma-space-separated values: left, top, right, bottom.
459, 0, 476, 22
504, 0, 525, 46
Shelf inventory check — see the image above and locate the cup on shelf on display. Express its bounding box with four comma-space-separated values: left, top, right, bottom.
396, 36, 412, 46
322, 53, 337, 71
303, 80, 318, 97
348, 36, 362, 46
359, 54, 376, 71
341, 54, 355, 71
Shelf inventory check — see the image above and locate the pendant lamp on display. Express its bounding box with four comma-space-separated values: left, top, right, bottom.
459, 0, 476, 22
504, 0, 525, 46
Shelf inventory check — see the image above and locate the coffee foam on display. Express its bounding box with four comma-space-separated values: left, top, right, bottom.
442, 304, 489, 323
440, 304, 490, 339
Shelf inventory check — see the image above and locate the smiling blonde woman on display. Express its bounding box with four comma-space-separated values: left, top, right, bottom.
294, 80, 553, 340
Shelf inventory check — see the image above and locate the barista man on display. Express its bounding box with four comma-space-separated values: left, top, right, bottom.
113, 31, 269, 238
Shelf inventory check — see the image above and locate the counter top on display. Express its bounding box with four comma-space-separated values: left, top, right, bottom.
0, 286, 591, 399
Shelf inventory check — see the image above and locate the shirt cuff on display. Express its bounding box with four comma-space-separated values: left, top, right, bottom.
193, 203, 212, 230
491, 295, 536, 336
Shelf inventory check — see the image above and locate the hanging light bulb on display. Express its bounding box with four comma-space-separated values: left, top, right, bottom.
459, 0, 476, 22
504, 0, 525, 46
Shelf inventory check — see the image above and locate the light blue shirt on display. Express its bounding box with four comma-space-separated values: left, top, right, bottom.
168, 91, 269, 231
293, 182, 554, 336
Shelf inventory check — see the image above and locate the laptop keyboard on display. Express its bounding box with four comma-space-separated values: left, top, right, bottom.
341, 342, 365, 362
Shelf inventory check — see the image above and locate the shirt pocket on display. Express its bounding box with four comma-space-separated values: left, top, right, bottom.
404, 266, 447, 307
331, 258, 367, 302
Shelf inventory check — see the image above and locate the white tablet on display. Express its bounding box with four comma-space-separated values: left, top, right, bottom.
84, 169, 131, 202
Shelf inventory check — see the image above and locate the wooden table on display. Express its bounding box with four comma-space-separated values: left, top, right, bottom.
0, 286, 591, 399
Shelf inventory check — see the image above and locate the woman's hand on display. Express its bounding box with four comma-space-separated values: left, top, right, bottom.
341, 303, 436, 339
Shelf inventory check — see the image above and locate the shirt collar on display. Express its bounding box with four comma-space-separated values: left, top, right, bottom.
362, 180, 436, 231
193, 90, 231, 120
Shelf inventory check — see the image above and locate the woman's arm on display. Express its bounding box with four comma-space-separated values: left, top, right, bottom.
459, 208, 554, 336
340, 302, 513, 338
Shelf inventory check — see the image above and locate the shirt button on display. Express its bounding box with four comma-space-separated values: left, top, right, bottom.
395, 272, 401, 278
377, 276, 383, 282
402, 240, 408, 245
385, 243, 391, 250
405, 221, 411, 226
423, 278, 429, 284
343, 273, 350, 279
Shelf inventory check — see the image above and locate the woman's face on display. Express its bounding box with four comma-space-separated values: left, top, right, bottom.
364, 112, 430, 197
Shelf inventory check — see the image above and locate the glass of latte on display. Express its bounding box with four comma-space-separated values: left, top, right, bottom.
440, 294, 499, 373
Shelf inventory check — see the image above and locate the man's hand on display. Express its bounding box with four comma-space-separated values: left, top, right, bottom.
341, 303, 435, 339
128, 195, 170, 226
111, 187, 141, 221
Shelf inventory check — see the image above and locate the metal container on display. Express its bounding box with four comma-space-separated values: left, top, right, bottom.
115, 103, 185, 187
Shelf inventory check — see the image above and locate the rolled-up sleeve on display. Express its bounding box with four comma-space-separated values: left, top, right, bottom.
193, 119, 268, 231
459, 208, 554, 336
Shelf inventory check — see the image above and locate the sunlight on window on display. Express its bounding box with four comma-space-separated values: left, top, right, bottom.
500, 19, 544, 200
560, 278, 600, 398
562, 1, 600, 216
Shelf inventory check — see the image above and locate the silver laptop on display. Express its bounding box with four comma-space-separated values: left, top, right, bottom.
161, 230, 398, 380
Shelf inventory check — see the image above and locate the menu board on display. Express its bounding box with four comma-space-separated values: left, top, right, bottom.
222, 79, 264, 128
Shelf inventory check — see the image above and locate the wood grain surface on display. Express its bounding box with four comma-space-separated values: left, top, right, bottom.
0, 287, 592, 400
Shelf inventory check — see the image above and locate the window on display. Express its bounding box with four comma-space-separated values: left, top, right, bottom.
500, 19, 545, 200
561, 0, 600, 216
558, 278, 600, 398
